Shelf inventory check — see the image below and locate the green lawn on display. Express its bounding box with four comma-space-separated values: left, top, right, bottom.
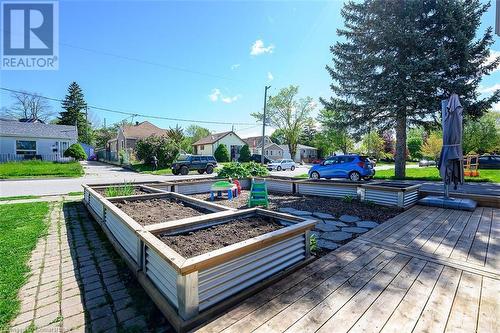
0, 202, 49, 331
129, 163, 173, 175
0, 161, 83, 179
375, 167, 500, 183
0, 195, 40, 202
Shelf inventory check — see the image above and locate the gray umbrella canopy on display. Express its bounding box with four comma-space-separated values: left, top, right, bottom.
438, 94, 464, 190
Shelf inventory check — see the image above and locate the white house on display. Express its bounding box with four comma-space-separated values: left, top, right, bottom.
0, 119, 78, 162
243, 135, 284, 160
192, 131, 246, 161
280, 144, 318, 163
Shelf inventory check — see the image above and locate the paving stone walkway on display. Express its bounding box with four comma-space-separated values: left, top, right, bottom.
10, 199, 169, 332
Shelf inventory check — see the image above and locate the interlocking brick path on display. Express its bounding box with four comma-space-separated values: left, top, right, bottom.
10, 200, 171, 332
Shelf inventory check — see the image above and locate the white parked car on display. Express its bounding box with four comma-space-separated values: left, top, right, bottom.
267, 159, 296, 171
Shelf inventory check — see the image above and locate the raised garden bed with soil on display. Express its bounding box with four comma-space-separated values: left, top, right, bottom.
360, 181, 422, 208
191, 190, 401, 222
159, 216, 284, 257
113, 197, 214, 226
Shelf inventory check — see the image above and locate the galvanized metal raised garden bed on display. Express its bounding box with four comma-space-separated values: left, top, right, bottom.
295, 179, 360, 198
360, 182, 421, 208
140, 208, 315, 330
83, 183, 315, 332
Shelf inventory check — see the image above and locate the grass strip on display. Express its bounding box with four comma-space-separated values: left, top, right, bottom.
0, 202, 50, 331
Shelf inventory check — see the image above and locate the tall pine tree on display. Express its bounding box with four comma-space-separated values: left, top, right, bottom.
58, 82, 92, 144
323, 0, 499, 178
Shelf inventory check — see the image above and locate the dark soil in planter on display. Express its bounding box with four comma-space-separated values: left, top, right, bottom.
159, 216, 284, 258
114, 198, 207, 226
191, 191, 401, 222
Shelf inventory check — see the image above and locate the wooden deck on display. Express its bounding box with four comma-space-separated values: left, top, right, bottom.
196, 205, 499, 333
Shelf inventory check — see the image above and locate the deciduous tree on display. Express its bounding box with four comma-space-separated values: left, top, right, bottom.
252, 86, 315, 159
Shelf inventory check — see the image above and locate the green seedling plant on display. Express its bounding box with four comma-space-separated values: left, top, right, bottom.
105, 182, 135, 197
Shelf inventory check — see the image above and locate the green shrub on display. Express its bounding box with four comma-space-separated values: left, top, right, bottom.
136, 135, 179, 168
217, 162, 269, 179
63, 143, 87, 160
238, 144, 252, 162
310, 234, 318, 253
214, 144, 230, 162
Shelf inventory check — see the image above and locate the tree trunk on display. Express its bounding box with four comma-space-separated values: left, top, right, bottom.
289, 143, 297, 162
394, 114, 407, 179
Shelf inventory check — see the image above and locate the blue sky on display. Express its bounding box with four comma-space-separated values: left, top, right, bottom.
1, 0, 499, 138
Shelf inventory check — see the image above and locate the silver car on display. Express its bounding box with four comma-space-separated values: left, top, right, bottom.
267, 159, 296, 171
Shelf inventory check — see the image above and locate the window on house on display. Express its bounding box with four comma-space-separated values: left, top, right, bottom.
200, 145, 204, 150
121, 140, 125, 149
16, 140, 36, 155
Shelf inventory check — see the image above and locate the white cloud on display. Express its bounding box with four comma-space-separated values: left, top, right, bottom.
486, 50, 500, 73
209, 88, 221, 102
230, 64, 240, 70
221, 95, 241, 104
209, 88, 241, 104
493, 102, 500, 112
267, 72, 274, 81
479, 83, 500, 94
250, 39, 274, 56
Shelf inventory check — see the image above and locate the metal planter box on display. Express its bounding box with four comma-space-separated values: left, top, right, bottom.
360, 182, 422, 208
82, 185, 232, 267
263, 177, 296, 194
295, 179, 360, 198
140, 208, 315, 330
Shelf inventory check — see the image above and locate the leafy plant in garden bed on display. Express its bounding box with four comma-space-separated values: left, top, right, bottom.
104, 183, 135, 197
217, 162, 269, 179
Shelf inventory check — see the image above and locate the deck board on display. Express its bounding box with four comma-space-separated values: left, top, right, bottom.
196, 206, 499, 333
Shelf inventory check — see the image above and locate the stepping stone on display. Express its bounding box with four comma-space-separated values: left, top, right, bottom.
278, 219, 294, 227
321, 231, 352, 242
278, 207, 297, 214
314, 222, 339, 232
356, 221, 379, 229
312, 212, 335, 219
339, 215, 360, 223
317, 239, 339, 250
341, 227, 369, 234
292, 210, 313, 217
323, 220, 348, 227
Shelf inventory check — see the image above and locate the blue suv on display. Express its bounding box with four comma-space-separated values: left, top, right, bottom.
308, 155, 375, 181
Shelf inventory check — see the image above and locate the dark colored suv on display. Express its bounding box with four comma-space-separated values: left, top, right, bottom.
171, 155, 218, 175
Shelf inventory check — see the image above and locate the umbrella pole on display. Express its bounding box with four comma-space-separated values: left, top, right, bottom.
444, 183, 449, 199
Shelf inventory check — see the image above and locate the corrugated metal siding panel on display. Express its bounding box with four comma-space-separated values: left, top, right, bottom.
105, 210, 138, 263
89, 193, 103, 219
238, 179, 251, 190
266, 180, 293, 194
404, 190, 419, 208
364, 190, 398, 206
145, 247, 179, 308
84, 188, 90, 204
198, 234, 306, 310
150, 185, 171, 192
296, 184, 357, 198
176, 182, 215, 195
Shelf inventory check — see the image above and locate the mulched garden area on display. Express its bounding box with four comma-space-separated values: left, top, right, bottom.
159, 217, 284, 257
114, 198, 207, 226
191, 191, 401, 222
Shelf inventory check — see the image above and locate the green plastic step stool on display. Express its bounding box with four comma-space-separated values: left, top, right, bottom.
248, 178, 269, 208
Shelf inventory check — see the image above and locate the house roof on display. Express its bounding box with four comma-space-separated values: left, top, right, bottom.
278, 144, 318, 151
192, 131, 235, 145
264, 143, 283, 150
0, 120, 78, 140
121, 121, 167, 139
243, 135, 273, 148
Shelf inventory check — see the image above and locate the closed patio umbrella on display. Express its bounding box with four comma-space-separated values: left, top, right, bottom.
438, 93, 464, 197
418, 94, 475, 211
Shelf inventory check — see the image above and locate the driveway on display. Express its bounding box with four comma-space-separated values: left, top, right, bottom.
0, 161, 210, 197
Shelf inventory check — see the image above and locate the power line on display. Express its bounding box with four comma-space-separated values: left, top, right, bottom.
0, 87, 259, 126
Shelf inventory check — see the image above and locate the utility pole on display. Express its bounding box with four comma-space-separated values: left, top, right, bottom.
85, 106, 89, 143
261, 85, 271, 164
